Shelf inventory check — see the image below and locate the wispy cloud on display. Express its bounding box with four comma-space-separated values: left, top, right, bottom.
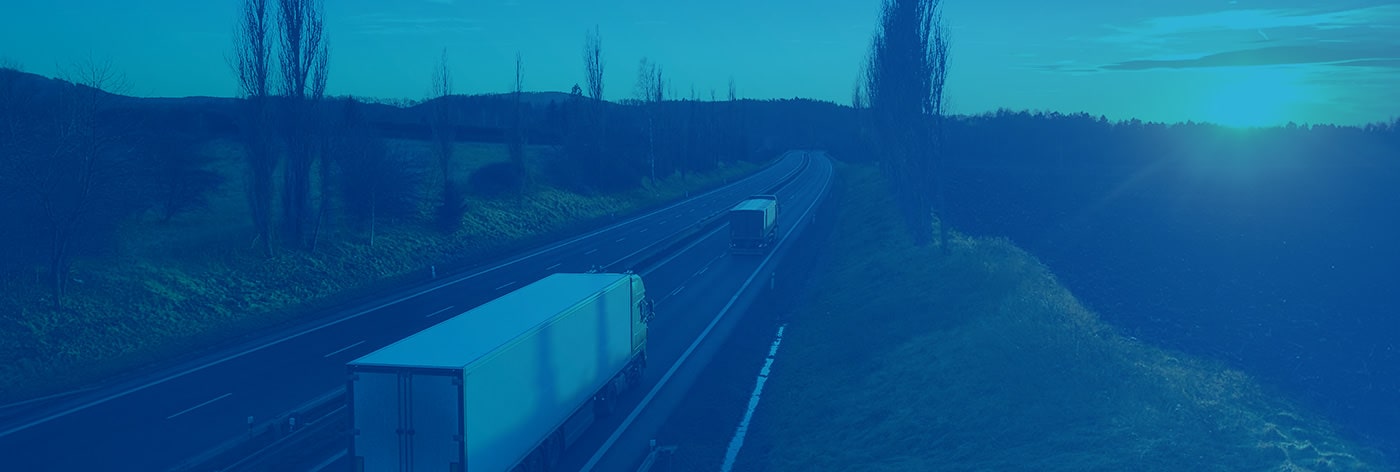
1106, 5, 1400, 40
349, 15, 484, 35
1103, 44, 1400, 70
1091, 4, 1400, 71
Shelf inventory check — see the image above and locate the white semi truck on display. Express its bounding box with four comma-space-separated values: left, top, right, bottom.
347, 272, 654, 472
729, 195, 779, 255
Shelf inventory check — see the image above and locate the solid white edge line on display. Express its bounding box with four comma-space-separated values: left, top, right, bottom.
580, 156, 831, 472
165, 393, 233, 420
321, 340, 367, 359
720, 323, 787, 472
0, 154, 804, 439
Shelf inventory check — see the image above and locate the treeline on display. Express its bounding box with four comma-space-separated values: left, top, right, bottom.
0, 0, 858, 312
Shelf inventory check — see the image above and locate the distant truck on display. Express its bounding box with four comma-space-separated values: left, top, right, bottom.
729, 195, 779, 255
347, 272, 655, 472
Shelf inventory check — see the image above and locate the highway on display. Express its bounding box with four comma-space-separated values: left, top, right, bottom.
304, 151, 834, 472
0, 151, 817, 472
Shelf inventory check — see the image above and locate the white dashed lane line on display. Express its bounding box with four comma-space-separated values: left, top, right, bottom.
424, 306, 455, 318
323, 340, 367, 358
166, 393, 232, 420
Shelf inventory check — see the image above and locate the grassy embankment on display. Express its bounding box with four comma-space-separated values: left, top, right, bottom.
0, 139, 756, 402
740, 164, 1384, 471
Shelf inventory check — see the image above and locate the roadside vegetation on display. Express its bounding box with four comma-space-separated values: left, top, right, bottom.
740, 164, 1385, 471
0, 134, 756, 403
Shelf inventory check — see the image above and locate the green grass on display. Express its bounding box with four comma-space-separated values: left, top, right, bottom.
0, 140, 757, 402
741, 164, 1384, 471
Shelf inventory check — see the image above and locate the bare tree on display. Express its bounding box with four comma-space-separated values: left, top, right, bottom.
19, 60, 140, 309
427, 48, 465, 231
275, 0, 327, 248
337, 98, 423, 247
865, 0, 951, 249
429, 48, 453, 187
509, 52, 527, 183
635, 58, 664, 185
582, 26, 608, 188
584, 26, 605, 102
232, 0, 275, 256
308, 28, 331, 252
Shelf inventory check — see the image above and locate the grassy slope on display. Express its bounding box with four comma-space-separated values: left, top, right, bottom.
742, 164, 1384, 471
0, 140, 756, 402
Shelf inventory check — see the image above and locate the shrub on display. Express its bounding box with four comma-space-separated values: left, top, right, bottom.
467, 161, 524, 198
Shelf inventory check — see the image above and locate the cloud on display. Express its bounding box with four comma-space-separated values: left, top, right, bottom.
1114, 5, 1400, 39
1333, 59, 1400, 68
349, 15, 484, 35
1087, 4, 1400, 72
1102, 45, 1400, 70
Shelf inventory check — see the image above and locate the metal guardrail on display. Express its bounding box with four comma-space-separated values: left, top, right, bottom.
168, 388, 347, 472
634, 441, 678, 472
170, 152, 813, 472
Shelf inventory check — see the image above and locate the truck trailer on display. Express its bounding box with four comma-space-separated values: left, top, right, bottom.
729, 195, 779, 255
347, 272, 654, 472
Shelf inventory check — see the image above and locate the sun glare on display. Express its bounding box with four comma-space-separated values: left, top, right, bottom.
1199, 67, 1311, 128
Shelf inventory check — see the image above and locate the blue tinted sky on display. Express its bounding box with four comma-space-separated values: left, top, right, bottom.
1, 0, 1397, 126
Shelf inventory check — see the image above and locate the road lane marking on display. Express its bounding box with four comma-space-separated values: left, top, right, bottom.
696, 266, 708, 276
166, 393, 232, 420
322, 341, 366, 358
545, 263, 562, 271
640, 227, 648, 233
585, 248, 599, 255
721, 324, 787, 472
309, 450, 348, 472
666, 286, 685, 301
616, 236, 627, 243
641, 228, 725, 277
583, 156, 831, 472
0, 155, 804, 439
496, 281, 516, 291
424, 306, 456, 318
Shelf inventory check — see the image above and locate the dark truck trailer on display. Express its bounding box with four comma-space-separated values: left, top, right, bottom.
347, 273, 654, 472
729, 195, 778, 255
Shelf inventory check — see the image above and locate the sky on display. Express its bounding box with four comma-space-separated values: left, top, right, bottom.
0, 0, 1397, 127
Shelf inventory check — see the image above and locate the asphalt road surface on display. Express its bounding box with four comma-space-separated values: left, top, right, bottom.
306, 152, 834, 472
0, 152, 812, 472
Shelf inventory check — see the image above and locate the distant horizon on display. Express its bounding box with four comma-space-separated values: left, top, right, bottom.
4, 65, 1395, 130
2, 1, 1398, 128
